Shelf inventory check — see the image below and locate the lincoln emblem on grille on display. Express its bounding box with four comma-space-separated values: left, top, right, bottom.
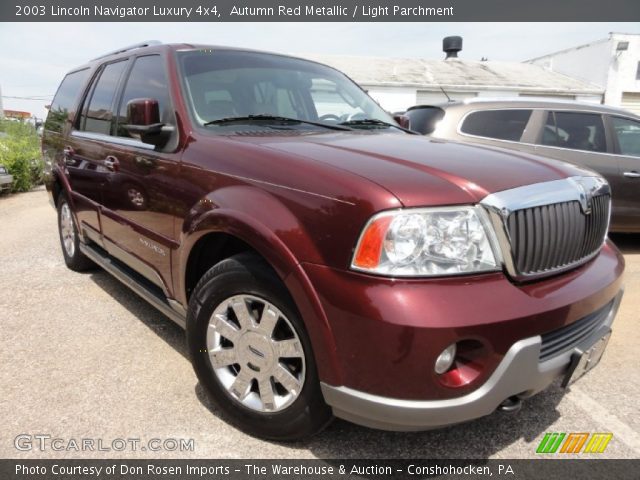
575, 180, 593, 215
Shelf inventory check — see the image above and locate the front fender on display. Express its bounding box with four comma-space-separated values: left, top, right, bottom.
178, 186, 342, 385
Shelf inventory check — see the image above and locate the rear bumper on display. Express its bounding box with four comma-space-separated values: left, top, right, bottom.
320, 290, 622, 431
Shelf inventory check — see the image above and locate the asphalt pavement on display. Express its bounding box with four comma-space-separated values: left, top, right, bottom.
1, 187, 639, 459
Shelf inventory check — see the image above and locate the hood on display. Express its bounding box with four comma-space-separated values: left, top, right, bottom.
232, 131, 589, 207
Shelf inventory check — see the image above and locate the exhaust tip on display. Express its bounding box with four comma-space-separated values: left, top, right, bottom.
498, 396, 522, 413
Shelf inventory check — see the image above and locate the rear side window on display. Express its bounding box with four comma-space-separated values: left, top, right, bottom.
611, 116, 640, 157
116, 55, 170, 137
541, 111, 606, 153
79, 60, 128, 136
45, 69, 90, 133
460, 110, 532, 141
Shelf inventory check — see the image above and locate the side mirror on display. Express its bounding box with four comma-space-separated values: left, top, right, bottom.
393, 114, 410, 129
124, 98, 174, 147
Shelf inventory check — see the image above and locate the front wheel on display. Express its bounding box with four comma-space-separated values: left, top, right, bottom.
187, 253, 332, 440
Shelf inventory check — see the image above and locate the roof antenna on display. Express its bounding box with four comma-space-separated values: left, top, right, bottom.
439, 85, 452, 103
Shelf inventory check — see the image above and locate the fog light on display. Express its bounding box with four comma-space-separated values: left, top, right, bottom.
434, 343, 457, 374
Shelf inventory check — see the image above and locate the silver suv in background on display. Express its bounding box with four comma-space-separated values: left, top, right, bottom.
405, 99, 640, 232
0, 164, 13, 193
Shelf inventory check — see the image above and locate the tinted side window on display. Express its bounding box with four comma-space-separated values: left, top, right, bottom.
460, 110, 532, 141
116, 55, 170, 137
612, 116, 640, 157
45, 69, 90, 133
80, 60, 127, 135
541, 111, 606, 153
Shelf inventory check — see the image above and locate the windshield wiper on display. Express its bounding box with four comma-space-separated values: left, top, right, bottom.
204, 114, 352, 131
339, 118, 416, 133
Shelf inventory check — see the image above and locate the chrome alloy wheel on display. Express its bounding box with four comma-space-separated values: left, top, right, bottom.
60, 202, 76, 257
206, 294, 306, 412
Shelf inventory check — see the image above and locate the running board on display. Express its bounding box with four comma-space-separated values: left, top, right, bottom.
79, 243, 187, 329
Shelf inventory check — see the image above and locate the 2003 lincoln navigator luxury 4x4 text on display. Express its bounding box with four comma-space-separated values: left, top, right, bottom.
43, 42, 624, 440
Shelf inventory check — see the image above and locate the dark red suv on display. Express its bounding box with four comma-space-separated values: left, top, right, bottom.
43, 42, 624, 440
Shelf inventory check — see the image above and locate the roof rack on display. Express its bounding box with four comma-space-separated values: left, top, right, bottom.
91, 41, 162, 61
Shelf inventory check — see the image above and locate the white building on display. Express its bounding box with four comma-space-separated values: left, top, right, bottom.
527, 32, 640, 115
305, 54, 603, 113
0, 84, 4, 118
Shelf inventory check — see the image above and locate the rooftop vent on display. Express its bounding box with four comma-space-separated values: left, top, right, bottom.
443, 36, 462, 60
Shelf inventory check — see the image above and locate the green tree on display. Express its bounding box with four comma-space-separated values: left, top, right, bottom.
0, 119, 43, 192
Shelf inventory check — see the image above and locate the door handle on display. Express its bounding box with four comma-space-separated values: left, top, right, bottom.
623, 171, 640, 178
103, 156, 120, 172
62, 146, 74, 165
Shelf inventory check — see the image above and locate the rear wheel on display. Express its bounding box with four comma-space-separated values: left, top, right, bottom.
187, 253, 332, 440
57, 194, 94, 272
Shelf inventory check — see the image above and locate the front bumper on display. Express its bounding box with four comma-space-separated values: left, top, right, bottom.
320, 290, 622, 431
302, 240, 624, 430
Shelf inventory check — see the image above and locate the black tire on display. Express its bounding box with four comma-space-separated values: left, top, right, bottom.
57, 193, 95, 272
187, 253, 333, 441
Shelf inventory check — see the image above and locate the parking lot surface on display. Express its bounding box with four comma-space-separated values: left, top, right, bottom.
1, 188, 639, 459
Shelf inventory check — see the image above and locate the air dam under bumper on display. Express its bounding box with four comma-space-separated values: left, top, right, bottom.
320, 291, 622, 431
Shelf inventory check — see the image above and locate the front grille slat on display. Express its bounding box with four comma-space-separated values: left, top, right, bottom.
563, 202, 573, 266
550, 203, 563, 268
533, 207, 543, 273
540, 205, 551, 272
569, 202, 583, 264
517, 211, 527, 272
539, 301, 612, 361
559, 202, 571, 267
505, 194, 610, 276
525, 209, 535, 273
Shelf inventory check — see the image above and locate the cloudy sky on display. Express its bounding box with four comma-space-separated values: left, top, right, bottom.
1, 22, 638, 119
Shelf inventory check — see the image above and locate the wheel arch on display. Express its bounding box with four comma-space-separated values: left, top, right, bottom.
178, 206, 342, 386
47, 165, 69, 207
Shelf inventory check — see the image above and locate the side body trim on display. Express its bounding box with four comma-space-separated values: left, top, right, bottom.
79, 242, 186, 329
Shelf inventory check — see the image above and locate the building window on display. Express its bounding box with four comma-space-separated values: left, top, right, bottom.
636, 61, 640, 81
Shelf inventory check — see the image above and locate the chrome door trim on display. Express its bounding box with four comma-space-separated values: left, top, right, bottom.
71, 130, 156, 151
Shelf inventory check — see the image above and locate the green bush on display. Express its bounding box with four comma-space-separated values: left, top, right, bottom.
0, 119, 43, 192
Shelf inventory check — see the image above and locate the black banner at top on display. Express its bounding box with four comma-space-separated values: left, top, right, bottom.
2, 0, 640, 22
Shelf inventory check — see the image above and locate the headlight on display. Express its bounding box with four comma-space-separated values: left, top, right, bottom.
351, 206, 500, 277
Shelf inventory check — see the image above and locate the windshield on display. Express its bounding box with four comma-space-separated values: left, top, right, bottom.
177, 49, 396, 130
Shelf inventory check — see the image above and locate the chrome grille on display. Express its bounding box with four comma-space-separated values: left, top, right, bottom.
481, 176, 611, 281
505, 195, 610, 275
